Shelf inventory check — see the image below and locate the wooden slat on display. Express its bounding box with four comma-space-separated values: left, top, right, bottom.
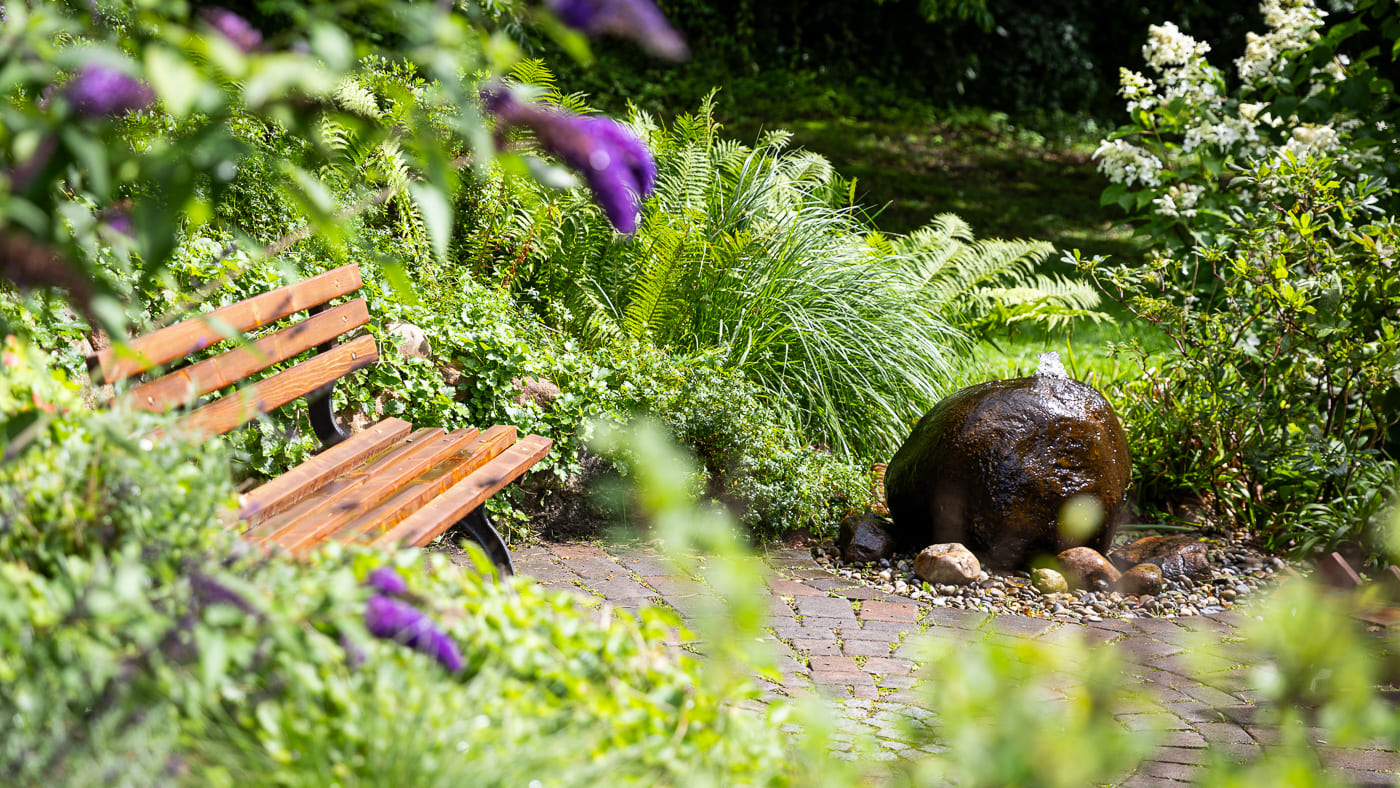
237, 416, 413, 523
240, 428, 444, 543
260, 428, 484, 553
175, 334, 377, 439
369, 434, 553, 549
323, 425, 518, 549
128, 298, 370, 413
88, 264, 363, 384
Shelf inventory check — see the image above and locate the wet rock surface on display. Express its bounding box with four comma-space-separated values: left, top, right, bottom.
1119, 562, 1165, 596
884, 374, 1131, 568
811, 529, 1294, 621
839, 514, 896, 564
1057, 546, 1122, 590
1109, 535, 1211, 580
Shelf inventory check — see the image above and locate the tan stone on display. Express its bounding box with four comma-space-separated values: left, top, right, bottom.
914, 543, 981, 586
1056, 546, 1122, 590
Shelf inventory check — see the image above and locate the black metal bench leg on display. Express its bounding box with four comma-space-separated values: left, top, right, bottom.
458, 506, 515, 578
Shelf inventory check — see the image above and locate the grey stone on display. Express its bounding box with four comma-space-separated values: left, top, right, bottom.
1109, 536, 1210, 580
386, 321, 431, 359
839, 514, 896, 564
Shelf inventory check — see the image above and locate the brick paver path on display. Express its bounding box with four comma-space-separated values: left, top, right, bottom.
464, 541, 1400, 786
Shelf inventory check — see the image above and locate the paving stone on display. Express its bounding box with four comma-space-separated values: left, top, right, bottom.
922, 608, 990, 629
1141, 760, 1205, 781
561, 555, 632, 580
800, 616, 853, 632
1194, 722, 1256, 745
859, 618, 919, 634
860, 657, 915, 676
811, 655, 862, 673
1130, 618, 1190, 637
1118, 712, 1189, 732
1321, 748, 1400, 772
643, 575, 707, 596
1330, 766, 1400, 787
876, 674, 920, 690
769, 579, 824, 597
986, 615, 1057, 638
859, 600, 920, 623
794, 638, 842, 656
1180, 684, 1246, 708
839, 586, 895, 601
796, 596, 858, 619
841, 638, 894, 658
549, 543, 612, 560
1151, 745, 1211, 765
804, 576, 863, 592
613, 552, 672, 576
585, 577, 655, 599
1159, 729, 1209, 748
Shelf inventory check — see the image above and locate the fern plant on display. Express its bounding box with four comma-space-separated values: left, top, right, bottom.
478, 90, 1100, 458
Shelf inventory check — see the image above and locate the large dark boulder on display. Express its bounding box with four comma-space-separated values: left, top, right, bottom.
885, 372, 1131, 569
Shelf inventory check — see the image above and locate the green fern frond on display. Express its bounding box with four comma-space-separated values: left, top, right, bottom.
335, 78, 382, 119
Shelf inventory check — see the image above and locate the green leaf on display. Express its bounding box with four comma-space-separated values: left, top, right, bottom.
408, 182, 452, 262
145, 46, 203, 119
1100, 183, 1127, 208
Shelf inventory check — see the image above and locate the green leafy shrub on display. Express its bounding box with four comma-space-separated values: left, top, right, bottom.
481, 93, 1094, 458
0, 340, 235, 577
1087, 154, 1400, 553
605, 351, 870, 536
1094, 0, 1398, 250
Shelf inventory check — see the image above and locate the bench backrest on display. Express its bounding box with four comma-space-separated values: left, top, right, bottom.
86, 264, 375, 440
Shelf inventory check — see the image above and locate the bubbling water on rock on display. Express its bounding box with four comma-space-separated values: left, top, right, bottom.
1036, 351, 1068, 379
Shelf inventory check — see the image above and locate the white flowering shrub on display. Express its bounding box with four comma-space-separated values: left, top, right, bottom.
1094, 0, 1397, 249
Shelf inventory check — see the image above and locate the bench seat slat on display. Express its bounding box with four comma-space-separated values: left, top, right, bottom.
368, 434, 553, 549
177, 334, 377, 439
322, 425, 518, 549
129, 299, 370, 413
238, 416, 413, 523
89, 264, 363, 384
260, 428, 484, 553
240, 427, 443, 543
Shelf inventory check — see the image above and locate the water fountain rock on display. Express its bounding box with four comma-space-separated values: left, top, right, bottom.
885, 353, 1131, 568
1109, 535, 1210, 580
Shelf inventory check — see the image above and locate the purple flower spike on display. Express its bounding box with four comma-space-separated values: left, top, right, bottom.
203, 8, 262, 53
364, 595, 464, 673
482, 87, 657, 234
549, 0, 688, 61
365, 566, 409, 596
65, 66, 154, 118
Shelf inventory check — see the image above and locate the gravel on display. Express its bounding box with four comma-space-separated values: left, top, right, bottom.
811, 530, 1298, 620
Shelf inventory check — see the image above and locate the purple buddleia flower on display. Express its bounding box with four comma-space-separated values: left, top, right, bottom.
549, 0, 688, 61
202, 7, 262, 53
482, 87, 657, 234
364, 595, 464, 672
65, 65, 154, 118
365, 566, 409, 596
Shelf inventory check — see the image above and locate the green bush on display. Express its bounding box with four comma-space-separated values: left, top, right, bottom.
1087, 154, 1400, 554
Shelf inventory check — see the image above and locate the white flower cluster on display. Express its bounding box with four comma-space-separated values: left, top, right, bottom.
1151, 183, 1205, 218
1093, 139, 1164, 187
1144, 22, 1210, 69
1236, 0, 1327, 85
1118, 69, 1157, 113
1183, 117, 1262, 155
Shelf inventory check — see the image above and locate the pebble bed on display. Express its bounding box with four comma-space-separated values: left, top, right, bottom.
811, 530, 1298, 621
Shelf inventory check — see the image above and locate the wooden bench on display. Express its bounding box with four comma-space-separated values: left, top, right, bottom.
85, 263, 551, 575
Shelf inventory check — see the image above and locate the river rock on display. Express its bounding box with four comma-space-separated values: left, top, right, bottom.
1031, 567, 1069, 594
1057, 547, 1122, 590
838, 514, 896, 564
1118, 562, 1164, 596
884, 372, 1131, 568
387, 322, 431, 360
914, 543, 981, 586
514, 376, 562, 410
1109, 536, 1210, 580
